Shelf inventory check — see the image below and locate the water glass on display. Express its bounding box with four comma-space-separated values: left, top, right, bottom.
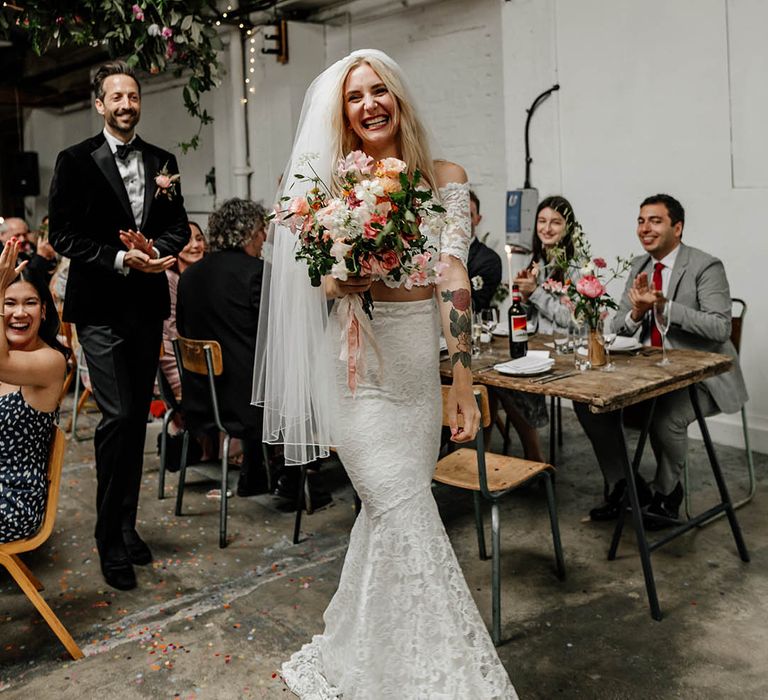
472, 313, 483, 358
572, 323, 591, 371
553, 321, 570, 355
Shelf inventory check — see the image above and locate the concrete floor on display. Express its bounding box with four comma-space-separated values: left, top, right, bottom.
1, 401, 766, 700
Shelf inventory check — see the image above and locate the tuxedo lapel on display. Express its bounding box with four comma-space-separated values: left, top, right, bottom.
667, 244, 689, 301
139, 138, 160, 231
91, 138, 134, 223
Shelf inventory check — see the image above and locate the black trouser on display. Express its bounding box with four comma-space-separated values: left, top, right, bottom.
78, 320, 162, 557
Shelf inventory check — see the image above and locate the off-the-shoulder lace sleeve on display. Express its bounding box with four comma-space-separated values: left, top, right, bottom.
438, 182, 471, 267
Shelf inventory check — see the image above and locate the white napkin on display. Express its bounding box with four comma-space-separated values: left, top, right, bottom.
494, 350, 554, 374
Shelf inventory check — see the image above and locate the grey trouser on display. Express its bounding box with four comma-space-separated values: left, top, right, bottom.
574, 384, 719, 495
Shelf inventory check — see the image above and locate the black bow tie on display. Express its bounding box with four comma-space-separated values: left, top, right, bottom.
115, 142, 138, 161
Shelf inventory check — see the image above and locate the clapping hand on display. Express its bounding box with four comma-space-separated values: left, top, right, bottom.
119, 229, 156, 257
0, 238, 28, 292
120, 228, 175, 274
629, 271, 664, 322
514, 263, 538, 300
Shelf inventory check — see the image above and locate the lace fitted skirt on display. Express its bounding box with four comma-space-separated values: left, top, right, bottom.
281, 299, 517, 699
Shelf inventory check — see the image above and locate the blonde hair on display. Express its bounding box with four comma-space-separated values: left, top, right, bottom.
331, 55, 436, 194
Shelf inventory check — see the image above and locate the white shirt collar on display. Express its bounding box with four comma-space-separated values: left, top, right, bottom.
654, 243, 680, 270
102, 127, 137, 154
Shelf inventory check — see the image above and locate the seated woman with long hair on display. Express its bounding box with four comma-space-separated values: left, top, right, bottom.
0, 238, 67, 543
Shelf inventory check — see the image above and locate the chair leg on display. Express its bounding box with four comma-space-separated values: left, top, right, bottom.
473, 492, 488, 560
683, 458, 692, 520
557, 396, 563, 448
261, 443, 272, 493
175, 431, 190, 516
11, 554, 43, 591
293, 465, 308, 545
543, 474, 566, 580
158, 409, 173, 500
491, 501, 501, 646
502, 414, 511, 456
220, 435, 231, 548
0, 552, 84, 660
736, 406, 757, 507
548, 396, 556, 466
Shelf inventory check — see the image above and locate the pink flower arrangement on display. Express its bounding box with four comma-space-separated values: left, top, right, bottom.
543, 224, 631, 329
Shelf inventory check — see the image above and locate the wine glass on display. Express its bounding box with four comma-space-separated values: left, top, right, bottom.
653, 300, 671, 366
602, 318, 618, 372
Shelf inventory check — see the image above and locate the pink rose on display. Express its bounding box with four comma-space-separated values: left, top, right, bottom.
161, 26, 173, 38
132, 4, 145, 21
592, 257, 607, 269
380, 250, 400, 272
363, 213, 387, 240
155, 174, 172, 189
288, 196, 310, 217
360, 255, 386, 277
576, 275, 605, 299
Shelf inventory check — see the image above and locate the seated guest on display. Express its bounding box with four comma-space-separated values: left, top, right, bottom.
177, 199, 329, 508
159, 221, 206, 399
491, 196, 579, 462
574, 194, 747, 528
0, 239, 67, 543
466, 190, 502, 311
0, 217, 34, 260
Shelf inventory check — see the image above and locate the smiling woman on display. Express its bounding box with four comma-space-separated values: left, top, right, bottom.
0, 239, 68, 544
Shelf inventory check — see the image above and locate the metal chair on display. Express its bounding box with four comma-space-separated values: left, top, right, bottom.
433, 385, 565, 645
156, 366, 181, 500
0, 427, 84, 660
683, 298, 756, 518
502, 395, 562, 465
172, 336, 232, 548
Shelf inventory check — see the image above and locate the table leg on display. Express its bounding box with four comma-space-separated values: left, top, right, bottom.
549, 395, 556, 466
606, 401, 662, 620
688, 386, 750, 562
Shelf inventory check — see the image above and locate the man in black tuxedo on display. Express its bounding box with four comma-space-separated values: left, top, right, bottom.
466, 190, 502, 311
49, 61, 189, 590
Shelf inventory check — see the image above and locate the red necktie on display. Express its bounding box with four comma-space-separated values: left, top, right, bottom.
650, 262, 664, 347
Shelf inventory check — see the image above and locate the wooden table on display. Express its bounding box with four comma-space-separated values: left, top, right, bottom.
441, 335, 750, 620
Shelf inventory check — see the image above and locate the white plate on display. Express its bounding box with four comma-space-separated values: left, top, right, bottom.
494, 361, 555, 376
609, 336, 643, 353
493, 351, 554, 376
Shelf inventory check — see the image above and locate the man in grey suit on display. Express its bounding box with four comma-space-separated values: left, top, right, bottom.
575, 193, 747, 528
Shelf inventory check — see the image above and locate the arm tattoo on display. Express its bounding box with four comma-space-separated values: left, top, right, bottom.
441, 288, 472, 369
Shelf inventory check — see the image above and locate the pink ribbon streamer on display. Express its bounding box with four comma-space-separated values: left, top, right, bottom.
338, 294, 381, 396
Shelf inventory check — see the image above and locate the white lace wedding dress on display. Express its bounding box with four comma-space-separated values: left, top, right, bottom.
281, 298, 517, 699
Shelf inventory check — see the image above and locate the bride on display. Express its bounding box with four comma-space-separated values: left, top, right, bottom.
255, 49, 517, 699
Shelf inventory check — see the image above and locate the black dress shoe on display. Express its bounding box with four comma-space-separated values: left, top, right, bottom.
122, 530, 153, 566
643, 482, 684, 531
100, 556, 137, 591
589, 475, 653, 522
237, 478, 271, 497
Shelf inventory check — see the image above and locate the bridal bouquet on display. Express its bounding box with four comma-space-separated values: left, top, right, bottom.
276, 151, 446, 392
542, 224, 631, 330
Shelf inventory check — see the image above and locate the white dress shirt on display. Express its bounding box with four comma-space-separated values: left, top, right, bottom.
103, 128, 145, 273
624, 244, 681, 341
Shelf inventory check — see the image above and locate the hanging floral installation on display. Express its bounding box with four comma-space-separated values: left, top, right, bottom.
0, 1, 224, 151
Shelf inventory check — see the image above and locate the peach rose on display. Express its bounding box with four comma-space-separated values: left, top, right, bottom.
576, 275, 605, 299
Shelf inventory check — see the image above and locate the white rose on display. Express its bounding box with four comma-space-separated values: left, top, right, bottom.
471, 275, 484, 291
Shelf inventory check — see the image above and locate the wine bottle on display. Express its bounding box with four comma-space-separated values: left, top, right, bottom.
508, 284, 528, 359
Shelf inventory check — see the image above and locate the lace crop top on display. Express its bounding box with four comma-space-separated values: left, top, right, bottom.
378, 181, 471, 289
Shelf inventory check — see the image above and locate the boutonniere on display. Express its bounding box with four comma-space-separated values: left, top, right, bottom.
154, 162, 180, 200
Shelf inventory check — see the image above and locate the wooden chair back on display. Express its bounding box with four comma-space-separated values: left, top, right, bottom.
730, 298, 746, 354
440, 384, 492, 430
174, 336, 224, 376
0, 427, 66, 555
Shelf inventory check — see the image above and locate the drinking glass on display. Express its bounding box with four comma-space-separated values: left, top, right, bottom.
602, 318, 618, 372
472, 312, 483, 358
653, 300, 671, 366
553, 320, 570, 355
573, 323, 591, 371
480, 308, 497, 354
